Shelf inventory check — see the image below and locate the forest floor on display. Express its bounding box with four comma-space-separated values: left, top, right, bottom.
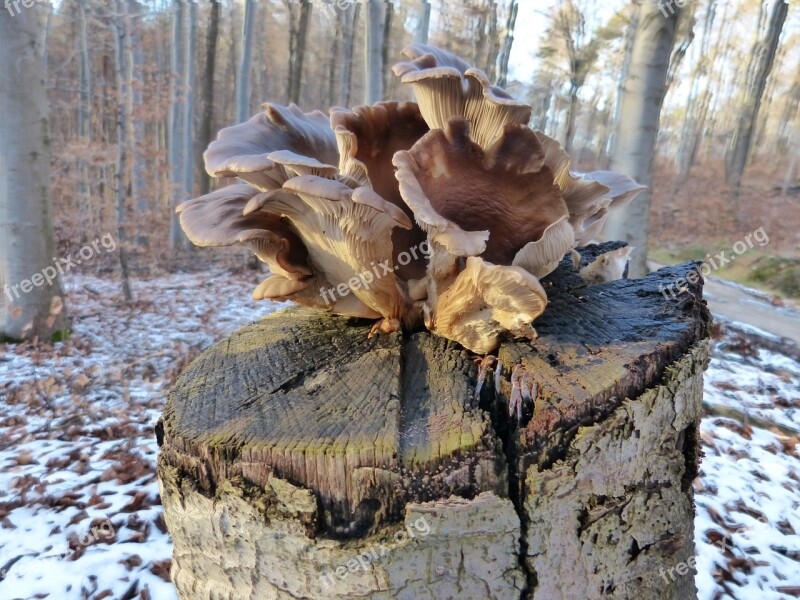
650, 162, 800, 301
0, 269, 798, 600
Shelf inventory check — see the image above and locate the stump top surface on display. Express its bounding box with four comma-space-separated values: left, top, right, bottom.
159, 244, 709, 534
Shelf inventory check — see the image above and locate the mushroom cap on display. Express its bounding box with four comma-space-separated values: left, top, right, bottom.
395, 117, 571, 268
176, 183, 312, 280
204, 103, 339, 191
393, 43, 532, 149
430, 256, 548, 354
245, 174, 411, 321
536, 132, 645, 244
331, 101, 430, 281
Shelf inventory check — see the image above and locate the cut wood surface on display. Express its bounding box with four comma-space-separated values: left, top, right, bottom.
157, 243, 711, 599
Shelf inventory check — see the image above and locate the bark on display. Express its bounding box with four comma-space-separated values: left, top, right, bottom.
199, 0, 220, 195
601, 1, 681, 278
725, 0, 788, 190
495, 0, 518, 87
415, 0, 431, 44
0, 5, 69, 341
157, 245, 710, 599
381, 0, 394, 98
235, 0, 255, 123
364, 0, 384, 104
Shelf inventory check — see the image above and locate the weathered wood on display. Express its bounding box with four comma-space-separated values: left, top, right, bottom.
157, 243, 711, 599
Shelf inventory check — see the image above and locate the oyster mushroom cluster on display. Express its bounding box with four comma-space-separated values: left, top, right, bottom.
178, 44, 644, 354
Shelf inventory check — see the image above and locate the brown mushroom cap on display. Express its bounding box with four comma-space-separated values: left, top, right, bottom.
395, 117, 570, 267
393, 43, 532, 149
204, 103, 339, 191
331, 101, 431, 281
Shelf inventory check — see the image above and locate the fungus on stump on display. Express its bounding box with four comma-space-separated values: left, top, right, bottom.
156, 245, 710, 600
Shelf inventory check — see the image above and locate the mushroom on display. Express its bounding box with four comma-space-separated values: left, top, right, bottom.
204, 103, 339, 192
580, 246, 634, 284
331, 102, 430, 281
177, 45, 646, 355
430, 257, 548, 354
392, 43, 532, 149
243, 174, 417, 333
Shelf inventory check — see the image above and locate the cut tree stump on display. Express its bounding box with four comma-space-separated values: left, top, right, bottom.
157, 243, 711, 600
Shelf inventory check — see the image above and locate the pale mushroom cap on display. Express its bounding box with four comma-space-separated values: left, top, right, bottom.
204, 103, 338, 191
393, 43, 532, 149
431, 256, 548, 354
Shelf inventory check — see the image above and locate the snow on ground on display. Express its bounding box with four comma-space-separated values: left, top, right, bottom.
0, 271, 798, 599
0, 270, 284, 600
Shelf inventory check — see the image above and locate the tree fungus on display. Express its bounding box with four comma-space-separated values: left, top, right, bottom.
179, 44, 644, 353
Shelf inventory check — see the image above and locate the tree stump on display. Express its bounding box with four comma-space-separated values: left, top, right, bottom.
157, 243, 711, 600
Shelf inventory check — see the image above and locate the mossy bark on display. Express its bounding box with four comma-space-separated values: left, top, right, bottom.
157, 245, 711, 599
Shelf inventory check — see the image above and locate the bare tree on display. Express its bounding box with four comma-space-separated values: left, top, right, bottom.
602, 0, 681, 277
1, 5, 69, 340
111, 0, 135, 300
725, 0, 788, 191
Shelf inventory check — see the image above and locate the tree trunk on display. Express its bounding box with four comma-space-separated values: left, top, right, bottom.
364, 0, 384, 104
236, 0, 255, 122
77, 0, 93, 243
339, 3, 360, 107
169, 0, 188, 251
415, 0, 431, 44
112, 0, 134, 301
327, 7, 343, 107
199, 0, 220, 196
182, 0, 197, 202
564, 81, 579, 155
601, 1, 680, 278
0, 5, 69, 341
724, 0, 788, 191
287, 0, 312, 106
158, 245, 710, 599
495, 0, 518, 88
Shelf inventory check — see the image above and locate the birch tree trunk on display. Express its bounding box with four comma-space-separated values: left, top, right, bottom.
364, 0, 384, 105
601, 0, 681, 278
0, 6, 69, 341
415, 0, 431, 44
236, 0, 255, 123
724, 0, 788, 191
